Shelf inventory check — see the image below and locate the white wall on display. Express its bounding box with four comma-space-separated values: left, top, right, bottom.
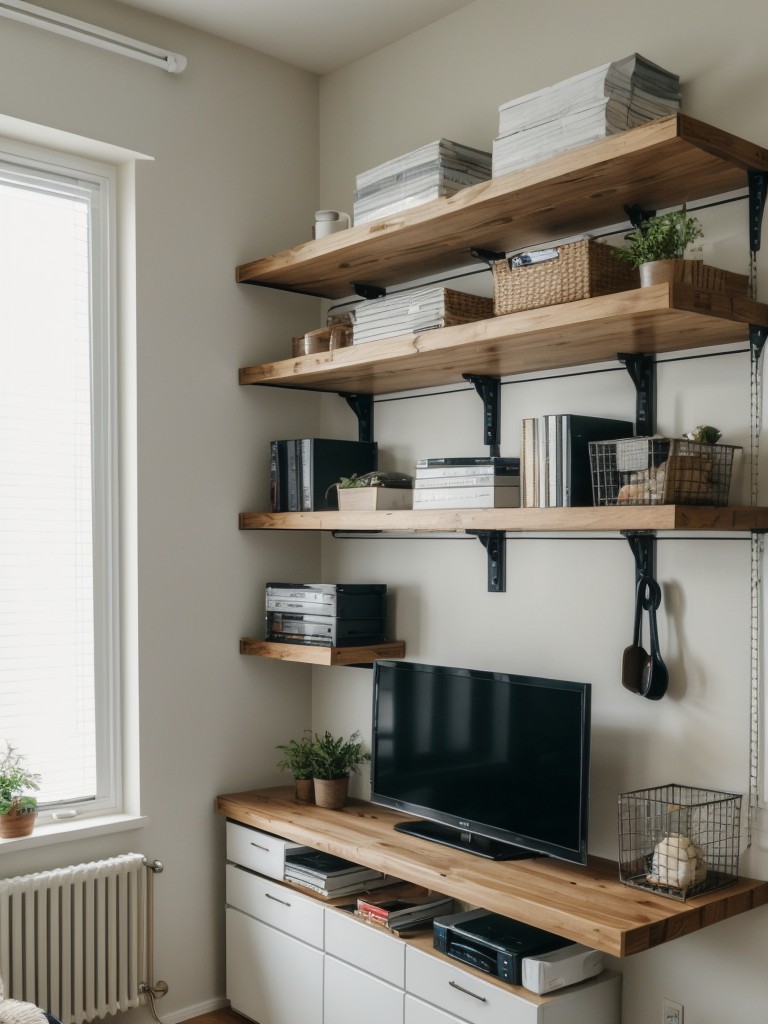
0, 1, 325, 1019
315, 2, 768, 1023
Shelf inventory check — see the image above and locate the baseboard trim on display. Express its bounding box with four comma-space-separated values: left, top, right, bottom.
161, 995, 230, 1024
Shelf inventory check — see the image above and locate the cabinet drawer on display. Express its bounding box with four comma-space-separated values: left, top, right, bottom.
405, 994, 466, 1024
406, 947, 538, 1024
325, 907, 406, 987
325, 954, 404, 1024
226, 819, 306, 880
226, 863, 324, 948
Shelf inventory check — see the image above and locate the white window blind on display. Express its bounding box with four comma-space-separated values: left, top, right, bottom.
0, 149, 120, 818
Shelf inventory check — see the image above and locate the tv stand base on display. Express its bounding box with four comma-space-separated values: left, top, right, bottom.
394, 818, 538, 860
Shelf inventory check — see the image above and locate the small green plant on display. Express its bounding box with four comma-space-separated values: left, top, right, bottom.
685, 424, 722, 444
311, 730, 370, 780
0, 741, 41, 814
276, 731, 316, 780
615, 209, 703, 268
335, 471, 413, 490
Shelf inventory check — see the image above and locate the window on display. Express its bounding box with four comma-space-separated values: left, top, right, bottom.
0, 144, 120, 821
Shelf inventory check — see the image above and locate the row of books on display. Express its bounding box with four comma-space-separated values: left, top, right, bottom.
521, 414, 633, 508
413, 456, 520, 509
270, 438, 378, 512
353, 139, 491, 225
350, 285, 492, 345
283, 848, 397, 898
492, 53, 681, 177
265, 582, 388, 648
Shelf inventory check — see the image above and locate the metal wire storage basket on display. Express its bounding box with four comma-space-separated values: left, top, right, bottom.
618, 784, 741, 901
589, 437, 739, 506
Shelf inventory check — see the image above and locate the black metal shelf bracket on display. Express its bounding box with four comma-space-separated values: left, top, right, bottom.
748, 169, 768, 253
468, 530, 506, 592
618, 352, 656, 437
622, 530, 656, 587
471, 246, 506, 267
750, 324, 768, 364
339, 392, 374, 444
352, 282, 386, 300
463, 374, 501, 456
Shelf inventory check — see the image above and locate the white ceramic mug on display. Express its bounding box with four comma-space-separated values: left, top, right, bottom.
314, 209, 350, 238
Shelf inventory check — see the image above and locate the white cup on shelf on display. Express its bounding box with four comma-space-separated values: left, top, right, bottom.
313, 209, 350, 238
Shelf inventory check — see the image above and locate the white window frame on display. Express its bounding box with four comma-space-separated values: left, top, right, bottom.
0, 139, 122, 822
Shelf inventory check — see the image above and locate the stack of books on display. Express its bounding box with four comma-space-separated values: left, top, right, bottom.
521, 414, 633, 508
356, 893, 454, 931
270, 437, 378, 511
284, 848, 397, 898
265, 582, 388, 648
413, 457, 521, 509
351, 286, 493, 345
492, 54, 681, 177
353, 139, 491, 225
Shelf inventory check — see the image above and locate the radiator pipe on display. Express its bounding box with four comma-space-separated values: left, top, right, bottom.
140, 859, 169, 1022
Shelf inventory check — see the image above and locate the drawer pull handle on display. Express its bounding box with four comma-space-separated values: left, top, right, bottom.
265, 893, 291, 907
449, 981, 487, 1003
249, 842, 270, 852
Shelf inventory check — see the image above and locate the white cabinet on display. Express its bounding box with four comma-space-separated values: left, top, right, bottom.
226, 907, 323, 1024
324, 954, 404, 1024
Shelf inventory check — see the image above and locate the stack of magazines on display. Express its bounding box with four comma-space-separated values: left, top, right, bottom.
353, 139, 491, 225
356, 893, 454, 931
351, 286, 492, 345
492, 53, 681, 176
413, 457, 521, 510
284, 848, 398, 898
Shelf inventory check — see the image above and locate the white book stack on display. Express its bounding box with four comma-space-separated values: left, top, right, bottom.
492, 53, 680, 177
351, 285, 492, 345
354, 139, 491, 225
413, 457, 521, 509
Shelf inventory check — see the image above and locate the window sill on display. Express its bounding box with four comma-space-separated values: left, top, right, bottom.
0, 813, 148, 853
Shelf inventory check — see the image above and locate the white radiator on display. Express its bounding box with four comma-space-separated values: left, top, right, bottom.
0, 853, 147, 1024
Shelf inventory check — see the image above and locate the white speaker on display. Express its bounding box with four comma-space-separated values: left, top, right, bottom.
521, 943, 604, 994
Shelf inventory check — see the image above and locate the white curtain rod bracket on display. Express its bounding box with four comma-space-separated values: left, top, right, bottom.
0, 0, 187, 73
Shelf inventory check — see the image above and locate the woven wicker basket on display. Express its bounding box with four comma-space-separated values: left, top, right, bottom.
492, 239, 639, 315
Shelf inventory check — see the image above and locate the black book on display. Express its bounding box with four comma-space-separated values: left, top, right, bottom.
270, 438, 378, 512
552, 414, 633, 506
284, 849, 367, 877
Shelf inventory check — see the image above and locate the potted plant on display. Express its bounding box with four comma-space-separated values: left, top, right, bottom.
332, 471, 413, 511
311, 730, 370, 809
615, 208, 704, 286
0, 741, 41, 838
276, 731, 316, 803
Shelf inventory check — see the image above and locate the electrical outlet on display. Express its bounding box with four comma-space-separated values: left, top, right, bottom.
662, 998, 684, 1024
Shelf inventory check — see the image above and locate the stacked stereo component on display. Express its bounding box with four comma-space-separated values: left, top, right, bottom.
265, 582, 388, 647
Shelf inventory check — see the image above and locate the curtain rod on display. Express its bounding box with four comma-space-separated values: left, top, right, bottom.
0, 0, 187, 73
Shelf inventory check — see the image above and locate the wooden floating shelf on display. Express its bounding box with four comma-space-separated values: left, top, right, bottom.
239, 284, 767, 396
236, 115, 768, 299
240, 505, 768, 534
239, 639, 405, 665
216, 786, 768, 959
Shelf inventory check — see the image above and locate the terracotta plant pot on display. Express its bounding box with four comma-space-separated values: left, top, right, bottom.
294, 778, 315, 804
639, 258, 750, 295
313, 776, 350, 809
0, 799, 37, 838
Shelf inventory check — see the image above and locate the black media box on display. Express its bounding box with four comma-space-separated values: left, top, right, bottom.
433, 909, 568, 986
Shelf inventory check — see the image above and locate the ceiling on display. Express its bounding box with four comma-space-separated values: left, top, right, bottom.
116, 0, 477, 74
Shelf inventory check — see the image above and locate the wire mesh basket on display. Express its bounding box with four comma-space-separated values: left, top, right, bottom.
589, 437, 740, 506
618, 784, 742, 901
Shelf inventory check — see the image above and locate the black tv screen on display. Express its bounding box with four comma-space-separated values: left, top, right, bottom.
370, 661, 591, 865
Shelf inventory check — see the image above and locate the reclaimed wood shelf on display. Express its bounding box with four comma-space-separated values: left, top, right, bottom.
236, 115, 768, 299
216, 786, 768, 959
239, 284, 768, 395
240, 505, 768, 534
239, 639, 405, 665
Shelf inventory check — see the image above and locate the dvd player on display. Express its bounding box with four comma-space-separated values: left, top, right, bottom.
433, 909, 568, 986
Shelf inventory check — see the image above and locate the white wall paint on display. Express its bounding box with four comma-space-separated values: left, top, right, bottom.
317, 2, 768, 1023
0, 1, 324, 1019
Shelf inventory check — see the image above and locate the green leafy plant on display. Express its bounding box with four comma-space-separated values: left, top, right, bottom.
685, 424, 722, 444
615, 209, 704, 268
335, 471, 413, 490
311, 730, 370, 780
276, 731, 316, 780
0, 741, 41, 814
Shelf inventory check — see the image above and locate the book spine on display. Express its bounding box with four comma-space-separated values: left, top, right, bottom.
415, 474, 519, 488
521, 418, 538, 508
270, 440, 280, 512
300, 438, 312, 511
287, 440, 299, 512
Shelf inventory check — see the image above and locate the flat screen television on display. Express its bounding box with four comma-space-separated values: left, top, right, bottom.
370, 660, 591, 865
